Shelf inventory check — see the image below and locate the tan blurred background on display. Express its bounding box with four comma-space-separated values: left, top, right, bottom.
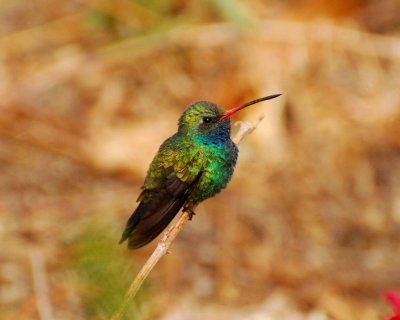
1, 0, 400, 319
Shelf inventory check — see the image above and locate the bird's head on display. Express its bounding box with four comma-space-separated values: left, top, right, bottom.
178, 94, 281, 141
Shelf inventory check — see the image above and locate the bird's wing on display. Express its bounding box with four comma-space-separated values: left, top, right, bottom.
120, 136, 203, 249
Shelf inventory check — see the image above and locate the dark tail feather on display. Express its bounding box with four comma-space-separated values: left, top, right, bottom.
120, 171, 202, 249
119, 190, 188, 249
119, 202, 146, 245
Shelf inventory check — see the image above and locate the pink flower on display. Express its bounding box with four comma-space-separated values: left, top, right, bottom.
386, 291, 400, 320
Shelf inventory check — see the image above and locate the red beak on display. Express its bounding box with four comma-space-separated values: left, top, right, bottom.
220, 94, 281, 120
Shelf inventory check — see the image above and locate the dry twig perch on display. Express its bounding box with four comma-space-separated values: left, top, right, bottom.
111, 114, 265, 320
30, 249, 54, 320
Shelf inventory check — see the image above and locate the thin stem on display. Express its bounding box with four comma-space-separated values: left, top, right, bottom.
30, 249, 54, 320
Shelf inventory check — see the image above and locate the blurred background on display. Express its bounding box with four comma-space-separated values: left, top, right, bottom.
1, 0, 400, 319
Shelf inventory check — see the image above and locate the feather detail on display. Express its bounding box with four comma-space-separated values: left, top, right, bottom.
119, 170, 202, 249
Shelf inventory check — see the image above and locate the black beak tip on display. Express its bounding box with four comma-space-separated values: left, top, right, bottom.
269, 93, 282, 99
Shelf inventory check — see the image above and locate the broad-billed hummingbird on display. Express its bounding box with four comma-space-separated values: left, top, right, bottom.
120, 94, 281, 249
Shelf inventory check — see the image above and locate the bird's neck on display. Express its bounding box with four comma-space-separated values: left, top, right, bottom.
193, 127, 231, 147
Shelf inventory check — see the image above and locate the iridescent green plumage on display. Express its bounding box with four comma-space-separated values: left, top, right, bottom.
120, 95, 281, 249
120, 102, 237, 249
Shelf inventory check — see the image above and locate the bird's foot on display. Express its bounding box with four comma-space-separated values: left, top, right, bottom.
183, 206, 196, 220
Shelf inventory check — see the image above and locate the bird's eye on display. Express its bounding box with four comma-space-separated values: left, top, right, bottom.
203, 117, 213, 123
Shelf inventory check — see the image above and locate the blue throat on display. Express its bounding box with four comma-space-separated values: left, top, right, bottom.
195, 122, 231, 147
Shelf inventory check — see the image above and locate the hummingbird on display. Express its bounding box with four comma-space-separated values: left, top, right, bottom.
120, 94, 281, 249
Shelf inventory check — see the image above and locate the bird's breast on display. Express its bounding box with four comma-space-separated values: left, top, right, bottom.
187, 141, 238, 204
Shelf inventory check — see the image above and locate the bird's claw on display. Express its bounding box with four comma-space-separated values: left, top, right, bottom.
183, 207, 196, 220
